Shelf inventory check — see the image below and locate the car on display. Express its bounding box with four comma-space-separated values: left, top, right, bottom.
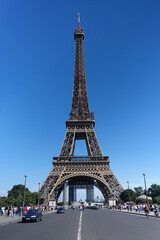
57, 207, 65, 214
22, 209, 43, 223
92, 206, 99, 210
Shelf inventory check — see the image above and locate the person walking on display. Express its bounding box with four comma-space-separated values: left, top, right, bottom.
144, 205, 149, 218
154, 205, 159, 218
0, 207, 3, 216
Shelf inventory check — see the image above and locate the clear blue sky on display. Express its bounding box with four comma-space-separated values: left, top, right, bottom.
0, 0, 160, 200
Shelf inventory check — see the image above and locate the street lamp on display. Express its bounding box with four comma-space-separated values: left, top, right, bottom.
38, 182, 40, 206
22, 174, 27, 213
127, 181, 131, 203
143, 173, 149, 206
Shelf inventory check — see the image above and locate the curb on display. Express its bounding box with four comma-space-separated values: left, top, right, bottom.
114, 209, 160, 218
0, 210, 56, 225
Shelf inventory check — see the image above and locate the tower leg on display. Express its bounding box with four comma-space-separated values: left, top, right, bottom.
86, 185, 94, 202
69, 185, 76, 204
63, 181, 67, 205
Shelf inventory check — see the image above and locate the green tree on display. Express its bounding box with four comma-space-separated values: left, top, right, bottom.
134, 187, 144, 197
148, 184, 160, 198
30, 192, 38, 205
7, 184, 38, 207
8, 184, 25, 206
120, 189, 136, 203
154, 196, 160, 204
0, 197, 8, 206
0, 185, 38, 207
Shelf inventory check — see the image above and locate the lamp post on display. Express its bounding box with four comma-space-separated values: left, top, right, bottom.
22, 174, 27, 214
38, 182, 40, 206
127, 181, 131, 203
143, 173, 149, 206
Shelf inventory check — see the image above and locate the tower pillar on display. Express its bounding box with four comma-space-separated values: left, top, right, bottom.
69, 185, 76, 204
86, 185, 94, 202
63, 181, 67, 205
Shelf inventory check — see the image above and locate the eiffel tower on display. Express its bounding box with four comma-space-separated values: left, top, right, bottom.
39, 15, 123, 206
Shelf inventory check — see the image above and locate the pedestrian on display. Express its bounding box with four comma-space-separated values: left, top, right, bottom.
0, 207, 2, 216
18, 207, 21, 216
5, 206, 8, 215
8, 207, 11, 217
154, 205, 159, 218
144, 205, 149, 218
134, 205, 137, 212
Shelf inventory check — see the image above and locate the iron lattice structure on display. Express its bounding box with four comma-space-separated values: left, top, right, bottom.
39, 17, 123, 205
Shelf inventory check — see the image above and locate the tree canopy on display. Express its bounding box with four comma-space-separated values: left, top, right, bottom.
148, 184, 160, 202
0, 184, 38, 207
120, 189, 136, 203
134, 187, 144, 197
120, 184, 160, 204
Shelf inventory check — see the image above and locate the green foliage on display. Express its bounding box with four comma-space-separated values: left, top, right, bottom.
120, 185, 160, 204
154, 196, 160, 204
148, 184, 160, 198
134, 187, 144, 197
148, 184, 160, 203
0, 197, 8, 206
94, 200, 105, 205
0, 184, 38, 207
30, 192, 38, 205
8, 184, 25, 206
120, 189, 136, 203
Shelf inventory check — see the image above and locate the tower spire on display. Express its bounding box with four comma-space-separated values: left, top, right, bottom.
78, 13, 80, 28
70, 16, 91, 120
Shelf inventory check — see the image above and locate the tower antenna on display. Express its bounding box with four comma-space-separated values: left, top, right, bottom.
78, 13, 80, 28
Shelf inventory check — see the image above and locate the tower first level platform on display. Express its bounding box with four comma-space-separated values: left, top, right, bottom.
39, 157, 123, 205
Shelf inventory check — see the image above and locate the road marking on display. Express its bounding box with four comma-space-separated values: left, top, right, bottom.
0, 223, 9, 226
77, 211, 82, 240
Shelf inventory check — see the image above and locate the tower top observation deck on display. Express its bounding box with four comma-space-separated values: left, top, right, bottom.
74, 14, 84, 40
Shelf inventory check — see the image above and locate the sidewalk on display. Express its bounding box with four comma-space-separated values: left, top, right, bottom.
0, 214, 21, 226
113, 209, 160, 218
0, 210, 56, 226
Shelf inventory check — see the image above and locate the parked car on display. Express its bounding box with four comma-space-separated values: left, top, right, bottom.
22, 209, 43, 222
57, 207, 65, 214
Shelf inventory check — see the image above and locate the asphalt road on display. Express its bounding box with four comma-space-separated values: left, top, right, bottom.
0, 209, 160, 240
82, 209, 160, 240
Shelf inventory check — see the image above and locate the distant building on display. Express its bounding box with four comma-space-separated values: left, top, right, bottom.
137, 195, 152, 201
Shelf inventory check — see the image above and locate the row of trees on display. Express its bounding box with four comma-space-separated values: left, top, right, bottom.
120, 184, 160, 204
0, 185, 38, 207
0, 184, 160, 207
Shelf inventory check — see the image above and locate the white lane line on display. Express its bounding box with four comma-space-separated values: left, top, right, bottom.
77, 211, 82, 240
0, 223, 9, 226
